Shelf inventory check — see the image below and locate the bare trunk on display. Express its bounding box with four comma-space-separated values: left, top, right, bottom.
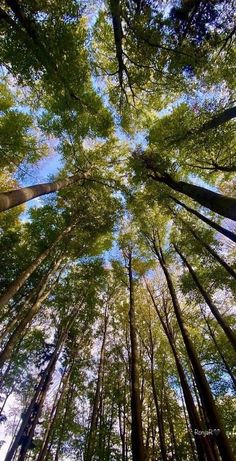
164, 388, 180, 461
85, 308, 108, 461
169, 195, 236, 243
187, 225, 236, 280
148, 325, 167, 461
0, 256, 64, 343
153, 243, 234, 461
174, 245, 236, 352
36, 363, 73, 461
0, 223, 74, 309
200, 106, 236, 132
170, 106, 236, 144
53, 384, 76, 461
146, 283, 215, 461
118, 381, 127, 461
0, 258, 63, 368
204, 316, 236, 390
127, 250, 146, 461
180, 387, 198, 461
0, 174, 80, 212
5, 331, 65, 461
161, 173, 236, 220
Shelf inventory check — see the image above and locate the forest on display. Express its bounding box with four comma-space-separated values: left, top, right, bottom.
0, 1, 235, 460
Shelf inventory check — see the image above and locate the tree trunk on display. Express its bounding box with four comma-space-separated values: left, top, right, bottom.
145, 159, 236, 220
187, 225, 236, 280
165, 388, 180, 461
204, 316, 236, 390
85, 308, 109, 461
169, 195, 236, 243
148, 325, 167, 461
5, 330, 65, 461
170, 106, 236, 144
53, 384, 76, 461
180, 387, 198, 461
0, 174, 80, 212
0, 223, 74, 309
152, 243, 235, 461
146, 283, 215, 461
0, 256, 64, 343
200, 106, 236, 132
36, 363, 73, 461
127, 249, 146, 461
118, 380, 127, 461
170, 209, 236, 280
174, 244, 236, 352
0, 257, 64, 368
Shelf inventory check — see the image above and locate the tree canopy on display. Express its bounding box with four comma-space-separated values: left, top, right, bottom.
0, 1, 235, 460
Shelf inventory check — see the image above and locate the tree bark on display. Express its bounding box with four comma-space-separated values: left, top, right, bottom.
36, 362, 73, 461
204, 316, 236, 391
174, 244, 236, 352
200, 106, 236, 132
143, 155, 236, 220
109, 0, 124, 89
0, 223, 74, 309
164, 388, 180, 461
0, 256, 64, 343
127, 249, 146, 461
186, 225, 236, 280
0, 174, 81, 212
170, 106, 236, 145
148, 325, 167, 461
146, 283, 215, 461
0, 257, 64, 368
180, 387, 198, 461
169, 195, 236, 243
5, 330, 66, 461
85, 308, 109, 461
53, 384, 76, 461
152, 243, 235, 461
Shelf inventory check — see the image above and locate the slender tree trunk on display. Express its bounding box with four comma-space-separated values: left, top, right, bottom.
0, 223, 74, 309
85, 308, 108, 461
5, 331, 65, 461
0, 256, 64, 343
180, 387, 198, 461
0, 383, 14, 415
0, 258, 63, 368
174, 245, 236, 352
148, 325, 167, 461
164, 388, 180, 461
36, 363, 73, 461
204, 316, 236, 390
0, 293, 48, 367
17, 368, 54, 461
53, 384, 76, 461
0, 174, 81, 212
118, 380, 127, 461
187, 225, 236, 280
169, 195, 236, 243
170, 210, 236, 280
152, 243, 235, 461
146, 283, 215, 461
190, 374, 221, 461
127, 249, 146, 461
